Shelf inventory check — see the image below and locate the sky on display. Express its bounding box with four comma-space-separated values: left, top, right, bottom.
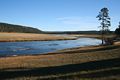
0, 0, 120, 31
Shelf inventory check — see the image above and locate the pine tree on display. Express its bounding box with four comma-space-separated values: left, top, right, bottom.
96, 7, 111, 45
115, 22, 120, 37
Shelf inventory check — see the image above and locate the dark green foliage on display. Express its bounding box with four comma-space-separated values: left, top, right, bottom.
96, 7, 111, 45
44, 31, 102, 34
0, 22, 42, 33
115, 28, 120, 35
115, 22, 120, 36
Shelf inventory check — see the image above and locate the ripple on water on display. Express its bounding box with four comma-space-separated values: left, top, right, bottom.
0, 38, 101, 56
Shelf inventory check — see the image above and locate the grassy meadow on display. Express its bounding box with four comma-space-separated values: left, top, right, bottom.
0, 41, 120, 80
0, 0, 119, 79
0, 32, 77, 42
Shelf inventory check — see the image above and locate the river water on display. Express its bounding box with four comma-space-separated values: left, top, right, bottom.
0, 38, 101, 57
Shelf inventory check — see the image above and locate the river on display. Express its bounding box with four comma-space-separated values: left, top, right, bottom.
0, 38, 101, 57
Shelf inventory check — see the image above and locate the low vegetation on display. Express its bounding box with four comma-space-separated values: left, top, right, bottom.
0, 42, 120, 80
0, 33, 77, 42
0, 22, 119, 80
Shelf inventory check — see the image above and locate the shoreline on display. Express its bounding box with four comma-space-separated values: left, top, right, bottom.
0, 45, 101, 58
0, 33, 78, 42
0, 32, 104, 42
0, 33, 117, 58
0, 41, 120, 58
0, 37, 102, 58
0, 38, 120, 79
0, 38, 77, 42
0, 44, 119, 58
0, 33, 118, 58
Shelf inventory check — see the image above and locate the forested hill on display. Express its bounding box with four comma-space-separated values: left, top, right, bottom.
0, 22, 113, 34
0, 22, 42, 33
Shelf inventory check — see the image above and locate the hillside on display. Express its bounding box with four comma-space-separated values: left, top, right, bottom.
0, 22, 42, 33
0, 22, 114, 34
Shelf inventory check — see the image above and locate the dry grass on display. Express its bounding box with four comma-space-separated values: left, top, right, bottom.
0, 44, 120, 70
0, 36, 120, 80
0, 44, 120, 80
70, 34, 115, 39
0, 32, 76, 42
0, 33, 114, 42
70, 34, 101, 38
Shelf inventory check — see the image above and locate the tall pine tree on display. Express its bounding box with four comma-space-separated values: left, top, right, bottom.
96, 7, 111, 45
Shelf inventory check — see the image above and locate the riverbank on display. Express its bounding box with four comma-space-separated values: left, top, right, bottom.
0, 41, 120, 80
0, 38, 101, 57
0, 33, 77, 42
0, 32, 108, 42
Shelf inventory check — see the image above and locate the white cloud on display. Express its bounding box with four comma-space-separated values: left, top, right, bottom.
57, 17, 80, 25
57, 16, 98, 26
56, 16, 99, 31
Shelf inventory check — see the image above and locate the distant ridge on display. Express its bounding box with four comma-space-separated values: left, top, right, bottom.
0, 22, 42, 33
0, 22, 113, 34
44, 31, 102, 34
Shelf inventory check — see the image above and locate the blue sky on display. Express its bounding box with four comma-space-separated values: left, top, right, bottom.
0, 0, 120, 31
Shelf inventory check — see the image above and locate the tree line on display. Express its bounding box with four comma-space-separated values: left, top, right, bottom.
45, 31, 103, 34
0, 22, 42, 33
115, 22, 120, 37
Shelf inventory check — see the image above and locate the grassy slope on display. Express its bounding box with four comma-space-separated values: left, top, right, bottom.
0, 43, 120, 80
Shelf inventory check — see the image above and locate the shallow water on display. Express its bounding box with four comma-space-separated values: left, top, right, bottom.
0, 38, 101, 57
